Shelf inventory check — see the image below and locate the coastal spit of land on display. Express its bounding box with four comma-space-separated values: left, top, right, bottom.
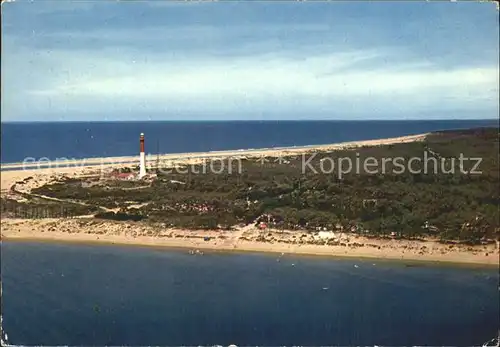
1, 129, 499, 266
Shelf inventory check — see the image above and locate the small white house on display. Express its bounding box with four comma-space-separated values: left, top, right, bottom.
317, 231, 336, 240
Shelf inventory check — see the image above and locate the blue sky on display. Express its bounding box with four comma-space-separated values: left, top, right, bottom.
2, 1, 499, 121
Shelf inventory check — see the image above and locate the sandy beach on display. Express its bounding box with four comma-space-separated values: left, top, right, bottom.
2, 218, 498, 266
1, 133, 427, 169
2, 132, 498, 266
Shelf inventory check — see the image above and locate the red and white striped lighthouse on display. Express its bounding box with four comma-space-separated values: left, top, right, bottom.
139, 133, 146, 178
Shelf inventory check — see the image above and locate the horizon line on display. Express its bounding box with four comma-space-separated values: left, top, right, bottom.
2, 118, 499, 124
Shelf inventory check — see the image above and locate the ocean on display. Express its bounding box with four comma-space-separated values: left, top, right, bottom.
1, 242, 498, 346
1, 119, 498, 164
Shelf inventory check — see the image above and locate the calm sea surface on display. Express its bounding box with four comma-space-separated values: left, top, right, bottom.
1, 242, 498, 346
1, 120, 497, 163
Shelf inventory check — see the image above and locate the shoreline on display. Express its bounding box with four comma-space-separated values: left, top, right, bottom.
3, 233, 498, 268
0, 133, 428, 171
1, 219, 498, 267
0, 133, 429, 193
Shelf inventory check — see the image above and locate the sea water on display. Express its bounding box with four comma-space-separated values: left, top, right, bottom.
1, 242, 498, 346
1, 119, 497, 164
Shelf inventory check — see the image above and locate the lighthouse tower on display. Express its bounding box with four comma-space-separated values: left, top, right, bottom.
139, 133, 146, 178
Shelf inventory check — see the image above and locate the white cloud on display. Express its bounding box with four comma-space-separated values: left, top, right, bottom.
2, 32, 498, 120
2, 0, 498, 121
26, 49, 498, 107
